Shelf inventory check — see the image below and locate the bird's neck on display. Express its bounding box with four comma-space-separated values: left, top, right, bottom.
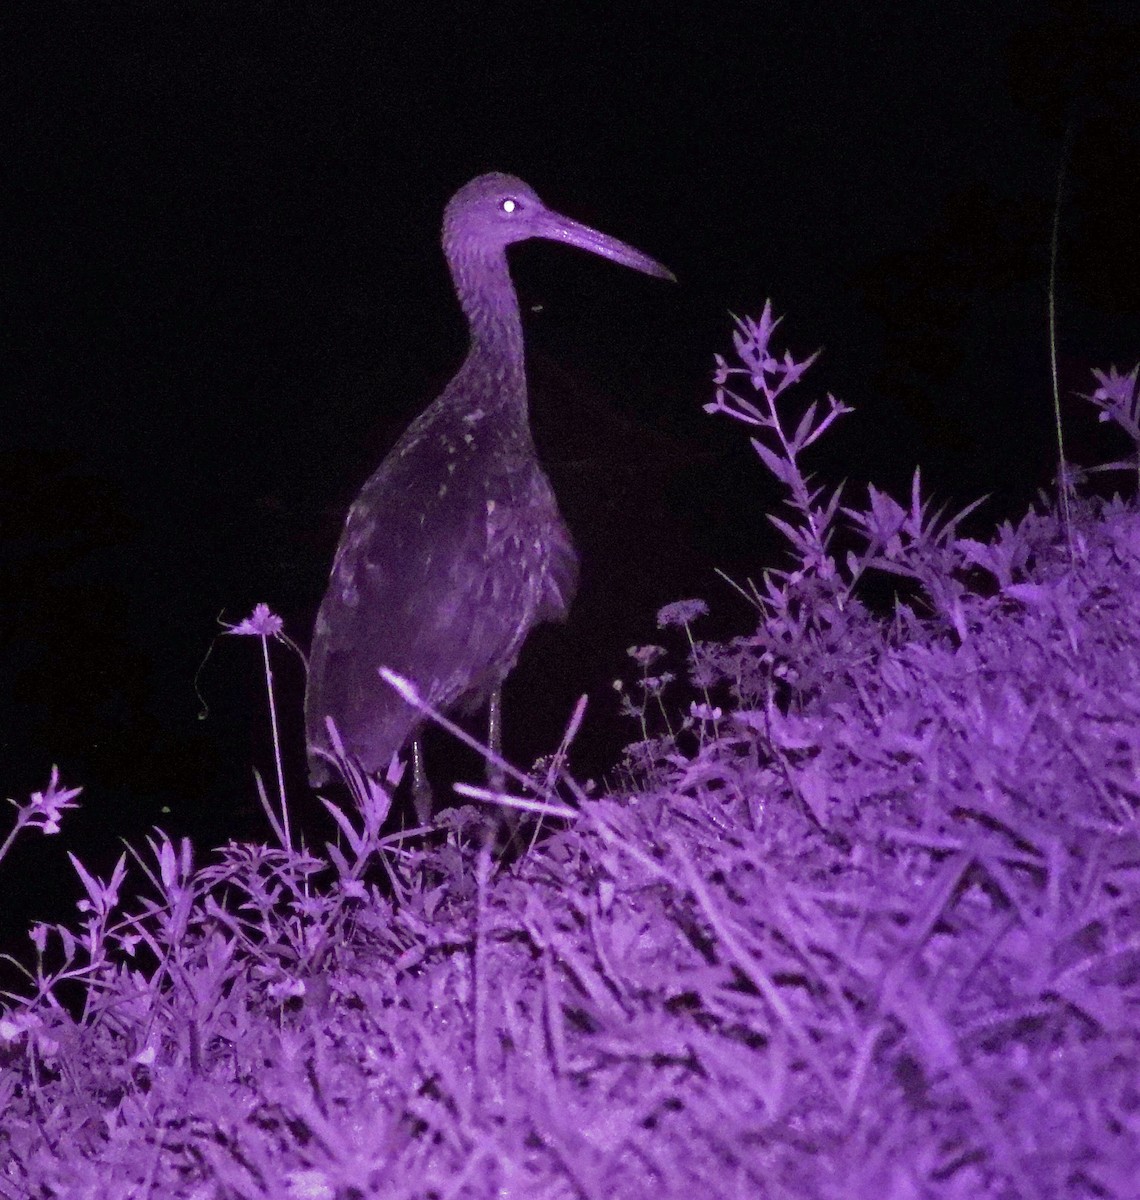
450, 250, 528, 411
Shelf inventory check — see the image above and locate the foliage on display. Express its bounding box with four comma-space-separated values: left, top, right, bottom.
2, 311, 1139, 1199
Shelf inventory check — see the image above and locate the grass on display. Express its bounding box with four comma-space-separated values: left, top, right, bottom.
2, 306, 1139, 1199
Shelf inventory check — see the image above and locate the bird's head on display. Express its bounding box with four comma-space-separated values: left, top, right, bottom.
443, 172, 674, 281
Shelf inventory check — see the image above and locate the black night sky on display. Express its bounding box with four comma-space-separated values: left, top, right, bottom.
4, 4, 1139, 943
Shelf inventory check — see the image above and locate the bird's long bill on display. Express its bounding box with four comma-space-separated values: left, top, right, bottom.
535, 209, 675, 282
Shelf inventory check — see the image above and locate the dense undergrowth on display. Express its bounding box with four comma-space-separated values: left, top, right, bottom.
2, 309, 1139, 1199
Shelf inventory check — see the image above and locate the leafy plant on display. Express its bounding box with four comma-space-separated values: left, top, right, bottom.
4, 313, 1140, 1200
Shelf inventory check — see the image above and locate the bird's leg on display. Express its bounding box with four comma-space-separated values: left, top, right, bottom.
487, 686, 505, 793
411, 737, 433, 825
487, 686, 523, 848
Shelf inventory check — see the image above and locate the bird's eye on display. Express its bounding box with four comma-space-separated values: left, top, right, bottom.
500, 197, 519, 215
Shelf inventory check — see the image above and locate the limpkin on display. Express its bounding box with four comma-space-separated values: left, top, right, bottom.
305, 172, 673, 821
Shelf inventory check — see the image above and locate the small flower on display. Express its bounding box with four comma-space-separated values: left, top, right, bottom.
287, 1169, 335, 1200
657, 599, 709, 629
117, 931, 142, 957
1090, 364, 1139, 409
339, 879, 368, 902
690, 702, 723, 722
268, 976, 307, 1002
0, 1011, 41, 1045
9, 766, 82, 836
225, 603, 284, 638
628, 644, 666, 667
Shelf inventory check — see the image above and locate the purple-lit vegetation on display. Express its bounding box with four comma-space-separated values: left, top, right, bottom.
3, 309, 1140, 1198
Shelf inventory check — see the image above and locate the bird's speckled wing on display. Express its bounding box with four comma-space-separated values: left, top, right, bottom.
305, 396, 578, 782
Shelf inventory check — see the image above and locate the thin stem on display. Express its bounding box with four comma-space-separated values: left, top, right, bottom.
260, 634, 291, 854
0, 817, 26, 869
1049, 122, 1075, 560
681, 619, 719, 743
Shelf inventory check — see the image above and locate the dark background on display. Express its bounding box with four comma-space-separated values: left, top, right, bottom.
3, 2, 1139, 947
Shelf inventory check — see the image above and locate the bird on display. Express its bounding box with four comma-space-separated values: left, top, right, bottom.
305, 172, 673, 822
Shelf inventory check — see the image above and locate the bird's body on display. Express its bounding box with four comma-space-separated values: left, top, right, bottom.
305, 173, 671, 811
